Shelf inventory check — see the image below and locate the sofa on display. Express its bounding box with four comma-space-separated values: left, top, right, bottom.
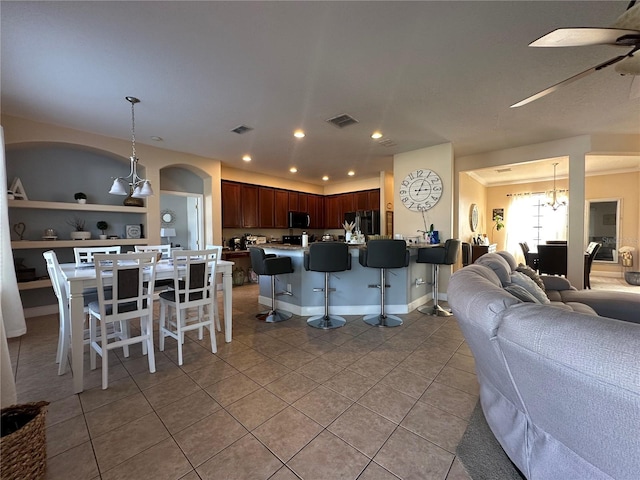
447, 251, 640, 480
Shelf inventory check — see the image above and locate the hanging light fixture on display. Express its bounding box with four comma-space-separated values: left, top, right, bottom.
109, 96, 154, 198
546, 162, 567, 211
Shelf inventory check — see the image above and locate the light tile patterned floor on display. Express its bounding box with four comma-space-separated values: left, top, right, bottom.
9, 284, 480, 480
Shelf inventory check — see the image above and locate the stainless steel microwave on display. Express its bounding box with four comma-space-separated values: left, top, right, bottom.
288, 211, 310, 229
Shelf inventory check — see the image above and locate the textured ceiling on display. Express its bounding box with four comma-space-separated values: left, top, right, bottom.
2, 1, 639, 186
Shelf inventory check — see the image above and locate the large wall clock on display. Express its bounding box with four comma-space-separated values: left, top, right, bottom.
399, 169, 443, 211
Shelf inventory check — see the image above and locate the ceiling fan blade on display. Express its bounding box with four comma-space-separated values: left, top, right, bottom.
510, 53, 629, 108
530, 28, 640, 47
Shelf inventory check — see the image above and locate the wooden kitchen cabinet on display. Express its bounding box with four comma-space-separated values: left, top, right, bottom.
307, 194, 323, 228
222, 181, 242, 228
259, 187, 275, 227
298, 193, 308, 213
324, 195, 341, 229
367, 189, 380, 210
288, 191, 299, 211
340, 192, 355, 215
274, 189, 289, 228
241, 184, 259, 227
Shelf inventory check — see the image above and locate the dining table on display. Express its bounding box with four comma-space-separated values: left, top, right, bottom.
60, 258, 234, 393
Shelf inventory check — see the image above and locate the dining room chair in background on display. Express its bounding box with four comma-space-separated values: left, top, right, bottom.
73, 246, 121, 267
584, 242, 602, 289
88, 251, 158, 389
159, 249, 218, 365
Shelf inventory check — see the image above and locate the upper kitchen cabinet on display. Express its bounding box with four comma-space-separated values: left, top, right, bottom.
241, 184, 259, 227
259, 187, 275, 228
274, 189, 289, 228
324, 195, 342, 229
307, 194, 324, 228
222, 181, 242, 228
288, 191, 300, 211
355, 189, 380, 211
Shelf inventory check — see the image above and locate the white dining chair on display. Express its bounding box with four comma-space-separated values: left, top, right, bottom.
135, 244, 171, 259
88, 252, 158, 389
43, 250, 126, 375
73, 246, 122, 267
159, 249, 218, 365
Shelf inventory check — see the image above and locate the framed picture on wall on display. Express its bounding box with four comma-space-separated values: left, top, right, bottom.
125, 224, 142, 239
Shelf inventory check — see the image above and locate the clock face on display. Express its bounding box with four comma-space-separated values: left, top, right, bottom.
399, 169, 443, 211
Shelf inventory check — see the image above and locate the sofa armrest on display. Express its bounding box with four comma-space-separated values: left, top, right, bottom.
559, 289, 640, 324
541, 275, 575, 291
498, 304, 640, 478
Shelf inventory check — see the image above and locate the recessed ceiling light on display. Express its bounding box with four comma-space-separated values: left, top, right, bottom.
348, 170, 355, 176
294, 130, 305, 138
242, 155, 252, 162
322, 176, 329, 181
150, 136, 163, 142
371, 132, 383, 139
290, 167, 297, 173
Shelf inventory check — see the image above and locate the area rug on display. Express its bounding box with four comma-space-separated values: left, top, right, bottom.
456, 402, 526, 480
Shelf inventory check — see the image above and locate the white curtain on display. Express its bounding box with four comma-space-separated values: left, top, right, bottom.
505, 193, 569, 267
505, 194, 532, 265
1, 126, 26, 406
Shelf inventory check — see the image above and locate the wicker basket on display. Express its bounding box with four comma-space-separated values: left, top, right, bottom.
1, 401, 49, 480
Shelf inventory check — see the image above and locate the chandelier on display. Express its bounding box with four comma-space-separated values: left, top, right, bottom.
546, 162, 567, 211
109, 96, 154, 198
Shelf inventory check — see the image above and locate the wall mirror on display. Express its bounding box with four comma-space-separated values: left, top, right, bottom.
586, 199, 620, 263
160, 209, 176, 226
469, 204, 479, 232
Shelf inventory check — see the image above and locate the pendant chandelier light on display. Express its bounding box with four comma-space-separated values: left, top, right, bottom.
546, 162, 567, 211
109, 96, 154, 198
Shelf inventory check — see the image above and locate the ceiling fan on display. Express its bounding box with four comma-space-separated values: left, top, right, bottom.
511, 1, 640, 107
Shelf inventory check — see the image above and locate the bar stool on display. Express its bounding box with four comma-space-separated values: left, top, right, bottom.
249, 247, 294, 323
417, 239, 460, 316
359, 239, 410, 327
304, 242, 351, 329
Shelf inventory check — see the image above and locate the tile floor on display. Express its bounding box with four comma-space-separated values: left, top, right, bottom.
9, 283, 478, 480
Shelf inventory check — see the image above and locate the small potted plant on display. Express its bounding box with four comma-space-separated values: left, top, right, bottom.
96, 221, 109, 240
66, 216, 90, 240
74, 192, 87, 204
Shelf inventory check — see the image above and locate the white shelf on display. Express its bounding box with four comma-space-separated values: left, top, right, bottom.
18, 279, 52, 291
8, 199, 147, 213
12, 239, 149, 249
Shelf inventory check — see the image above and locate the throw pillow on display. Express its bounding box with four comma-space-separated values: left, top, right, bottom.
504, 284, 540, 303
510, 271, 550, 304
516, 264, 545, 291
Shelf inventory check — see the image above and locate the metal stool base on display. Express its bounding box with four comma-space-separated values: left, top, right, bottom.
307, 314, 346, 330
417, 304, 453, 317
363, 313, 403, 327
256, 310, 292, 323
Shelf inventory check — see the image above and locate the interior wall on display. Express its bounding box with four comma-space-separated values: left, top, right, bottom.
394, 143, 454, 293
458, 173, 487, 263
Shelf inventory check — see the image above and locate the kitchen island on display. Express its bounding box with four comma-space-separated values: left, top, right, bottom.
256, 244, 436, 316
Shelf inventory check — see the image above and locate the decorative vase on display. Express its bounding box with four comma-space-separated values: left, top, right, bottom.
99, 234, 107, 240
76, 199, 86, 204
70, 231, 91, 240
345, 231, 352, 243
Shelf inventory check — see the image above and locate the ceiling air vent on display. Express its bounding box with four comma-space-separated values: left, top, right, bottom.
231, 125, 253, 134
378, 138, 397, 147
326, 113, 359, 129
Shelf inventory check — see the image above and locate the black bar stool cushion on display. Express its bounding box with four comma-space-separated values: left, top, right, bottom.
250, 247, 293, 276
304, 242, 351, 272
359, 239, 409, 269
417, 239, 460, 265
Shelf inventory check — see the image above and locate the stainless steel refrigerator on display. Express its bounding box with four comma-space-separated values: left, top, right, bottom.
344, 210, 380, 236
